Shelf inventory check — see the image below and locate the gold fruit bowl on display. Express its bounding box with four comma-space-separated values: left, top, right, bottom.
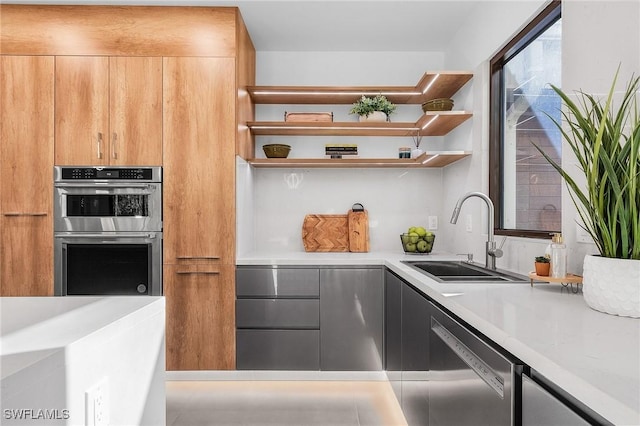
400, 233, 435, 254
263, 144, 291, 158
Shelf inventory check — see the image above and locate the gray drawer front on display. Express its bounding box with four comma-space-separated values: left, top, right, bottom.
236, 299, 319, 329
236, 268, 319, 298
236, 330, 320, 370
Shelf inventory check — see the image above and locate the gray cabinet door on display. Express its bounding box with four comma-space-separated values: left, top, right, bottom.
522, 375, 591, 426
237, 330, 320, 370
320, 268, 384, 371
236, 267, 319, 298
236, 299, 319, 329
385, 270, 403, 401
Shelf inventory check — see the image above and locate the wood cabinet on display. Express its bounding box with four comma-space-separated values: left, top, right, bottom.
0, 55, 54, 295
162, 57, 236, 263
163, 57, 237, 370
246, 72, 473, 168
55, 56, 162, 165
164, 264, 235, 370
2, 5, 256, 370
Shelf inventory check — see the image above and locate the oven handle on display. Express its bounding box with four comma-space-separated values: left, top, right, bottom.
55, 183, 156, 190
55, 233, 158, 239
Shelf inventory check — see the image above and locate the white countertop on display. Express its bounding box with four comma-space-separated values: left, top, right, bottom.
238, 251, 640, 425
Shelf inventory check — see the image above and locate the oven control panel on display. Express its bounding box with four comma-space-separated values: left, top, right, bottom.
58, 167, 159, 181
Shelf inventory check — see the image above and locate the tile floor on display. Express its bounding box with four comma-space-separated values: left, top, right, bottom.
166, 381, 407, 426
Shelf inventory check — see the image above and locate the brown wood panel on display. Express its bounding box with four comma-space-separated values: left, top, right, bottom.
235, 9, 256, 161
0, 56, 54, 213
164, 263, 235, 370
0, 216, 53, 296
0, 5, 237, 57
109, 57, 163, 165
247, 72, 473, 105
248, 152, 471, 168
55, 56, 109, 165
247, 112, 472, 137
0, 55, 54, 296
163, 57, 236, 263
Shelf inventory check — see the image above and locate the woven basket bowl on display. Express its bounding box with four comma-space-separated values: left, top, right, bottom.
263, 144, 291, 158
422, 98, 454, 112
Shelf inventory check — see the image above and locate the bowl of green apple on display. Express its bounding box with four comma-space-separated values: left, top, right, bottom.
400, 226, 435, 254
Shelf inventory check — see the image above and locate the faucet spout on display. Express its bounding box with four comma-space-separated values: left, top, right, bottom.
450, 192, 499, 269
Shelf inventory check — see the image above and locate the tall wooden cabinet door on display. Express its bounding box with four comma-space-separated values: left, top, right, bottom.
109, 57, 163, 165
163, 57, 236, 263
164, 264, 236, 370
55, 56, 109, 165
0, 56, 54, 296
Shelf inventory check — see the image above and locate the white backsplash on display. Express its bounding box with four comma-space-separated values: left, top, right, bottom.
243, 167, 444, 254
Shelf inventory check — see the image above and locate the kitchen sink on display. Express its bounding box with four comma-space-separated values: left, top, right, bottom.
402, 260, 529, 283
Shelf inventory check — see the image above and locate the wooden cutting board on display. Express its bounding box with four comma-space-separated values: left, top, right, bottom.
348, 209, 370, 252
302, 214, 349, 252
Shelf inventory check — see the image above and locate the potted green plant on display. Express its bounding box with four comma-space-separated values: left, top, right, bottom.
349, 94, 396, 122
534, 256, 550, 277
533, 68, 640, 317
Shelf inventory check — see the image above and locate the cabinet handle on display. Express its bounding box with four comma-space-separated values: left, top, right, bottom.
175, 271, 220, 275
176, 256, 221, 260
112, 132, 118, 159
97, 132, 103, 159
3, 212, 47, 217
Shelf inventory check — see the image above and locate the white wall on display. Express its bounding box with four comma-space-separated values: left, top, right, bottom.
559, 0, 640, 273
241, 51, 449, 254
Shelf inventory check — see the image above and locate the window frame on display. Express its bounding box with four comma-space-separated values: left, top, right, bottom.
489, 0, 562, 238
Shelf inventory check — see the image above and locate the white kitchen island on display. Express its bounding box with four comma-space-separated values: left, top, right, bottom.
238, 251, 640, 426
0, 296, 165, 426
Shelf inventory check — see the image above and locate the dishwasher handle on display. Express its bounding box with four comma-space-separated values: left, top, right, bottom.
431, 317, 505, 398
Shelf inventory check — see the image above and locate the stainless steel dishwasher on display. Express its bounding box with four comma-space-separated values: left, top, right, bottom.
429, 304, 520, 426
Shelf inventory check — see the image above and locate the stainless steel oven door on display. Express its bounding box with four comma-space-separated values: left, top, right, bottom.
54, 232, 162, 296
54, 182, 162, 232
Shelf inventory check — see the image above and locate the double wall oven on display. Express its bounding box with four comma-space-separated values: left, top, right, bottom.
54, 166, 162, 296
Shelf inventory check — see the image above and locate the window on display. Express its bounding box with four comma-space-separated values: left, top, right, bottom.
489, 1, 562, 238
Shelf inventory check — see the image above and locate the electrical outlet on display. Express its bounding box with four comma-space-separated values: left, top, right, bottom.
428, 215, 438, 230
85, 378, 109, 426
576, 223, 593, 243
465, 214, 473, 232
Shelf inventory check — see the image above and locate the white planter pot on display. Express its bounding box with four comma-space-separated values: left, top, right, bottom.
582, 254, 640, 318
358, 111, 388, 122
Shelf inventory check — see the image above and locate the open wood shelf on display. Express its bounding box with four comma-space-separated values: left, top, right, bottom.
247, 111, 472, 137
248, 152, 471, 168
247, 71, 473, 104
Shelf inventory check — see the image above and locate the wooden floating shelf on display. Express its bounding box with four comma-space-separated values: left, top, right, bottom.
247, 111, 472, 137
248, 152, 471, 168
247, 71, 473, 104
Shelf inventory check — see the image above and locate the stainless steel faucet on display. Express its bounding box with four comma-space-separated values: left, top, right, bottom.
450, 191, 503, 270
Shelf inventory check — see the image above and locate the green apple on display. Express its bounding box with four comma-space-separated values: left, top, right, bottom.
408, 232, 419, 244
417, 240, 428, 252
415, 227, 427, 237
405, 243, 417, 252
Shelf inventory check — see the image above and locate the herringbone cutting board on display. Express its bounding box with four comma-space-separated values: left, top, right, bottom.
302, 214, 349, 252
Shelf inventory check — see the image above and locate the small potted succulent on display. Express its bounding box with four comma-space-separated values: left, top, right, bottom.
534, 256, 550, 277
349, 94, 396, 122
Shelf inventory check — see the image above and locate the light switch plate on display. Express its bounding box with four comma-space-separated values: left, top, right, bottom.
576, 223, 593, 243
428, 215, 438, 230
465, 214, 473, 232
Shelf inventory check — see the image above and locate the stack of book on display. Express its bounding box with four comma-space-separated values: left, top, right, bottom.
325, 144, 358, 159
